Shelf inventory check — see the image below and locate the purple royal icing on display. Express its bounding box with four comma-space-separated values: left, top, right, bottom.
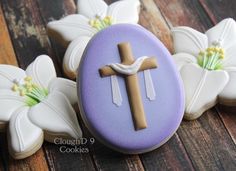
77, 24, 184, 153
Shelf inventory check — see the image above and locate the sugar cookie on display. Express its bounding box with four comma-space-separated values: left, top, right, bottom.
77, 24, 184, 153
172, 18, 236, 120
0, 55, 82, 159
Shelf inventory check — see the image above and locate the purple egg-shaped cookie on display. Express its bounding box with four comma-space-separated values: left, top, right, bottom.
77, 24, 184, 153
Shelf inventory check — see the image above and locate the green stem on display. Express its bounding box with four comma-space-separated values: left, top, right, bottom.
202, 54, 208, 68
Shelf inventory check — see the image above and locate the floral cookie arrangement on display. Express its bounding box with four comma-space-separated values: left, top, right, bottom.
172, 18, 236, 120
1, 0, 235, 160
47, 0, 141, 79
0, 55, 82, 159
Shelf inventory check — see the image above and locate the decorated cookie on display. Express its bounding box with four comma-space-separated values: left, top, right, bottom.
0, 55, 82, 159
77, 24, 184, 153
172, 18, 236, 120
47, 0, 141, 79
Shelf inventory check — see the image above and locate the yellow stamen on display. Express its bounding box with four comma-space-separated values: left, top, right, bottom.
89, 15, 113, 31
213, 47, 219, 52
12, 84, 18, 92
197, 45, 225, 70
206, 47, 213, 52
24, 76, 32, 82
199, 51, 205, 56
105, 16, 112, 20
94, 20, 100, 27
219, 49, 225, 55
11, 76, 49, 107
27, 87, 33, 93
219, 55, 225, 59
104, 16, 112, 24
95, 15, 101, 19
32, 83, 38, 88
25, 82, 32, 87
20, 90, 25, 96
207, 51, 214, 57
89, 20, 94, 26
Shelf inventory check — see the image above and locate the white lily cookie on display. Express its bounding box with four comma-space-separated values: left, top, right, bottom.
0, 55, 82, 159
172, 18, 236, 120
47, 0, 141, 79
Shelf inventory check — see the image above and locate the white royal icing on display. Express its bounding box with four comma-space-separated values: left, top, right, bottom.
109, 56, 156, 106
9, 107, 43, 154
0, 55, 82, 159
144, 69, 156, 101
109, 56, 148, 75
47, 0, 141, 79
181, 64, 228, 120
111, 75, 122, 106
172, 18, 236, 120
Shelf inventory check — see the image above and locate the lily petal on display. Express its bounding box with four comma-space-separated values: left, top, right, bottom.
219, 67, 236, 106
49, 77, 78, 105
206, 18, 236, 49
63, 36, 90, 79
172, 26, 208, 57
0, 65, 26, 89
26, 55, 56, 89
8, 107, 43, 159
222, 43, 236, 68
47, 14, 96, 45
29, 91, 82, 141
107, 0, 140, 24
0, 90, 25, 122
77, 0, 108, 19
180, 63, 229, 120
172, 53, 197, 71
